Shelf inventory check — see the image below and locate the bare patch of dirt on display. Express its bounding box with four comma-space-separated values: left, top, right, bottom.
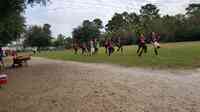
1, 57, 200, 112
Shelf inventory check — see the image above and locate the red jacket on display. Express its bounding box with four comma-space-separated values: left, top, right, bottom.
139, 36, 145, 44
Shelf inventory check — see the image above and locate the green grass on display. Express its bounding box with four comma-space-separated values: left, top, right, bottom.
35, 41, 200, 69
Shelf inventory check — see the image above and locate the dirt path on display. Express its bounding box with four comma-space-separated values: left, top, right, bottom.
1, 57, 200, 112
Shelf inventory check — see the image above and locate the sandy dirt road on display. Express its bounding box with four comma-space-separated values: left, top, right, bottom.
1, 57, 200, 112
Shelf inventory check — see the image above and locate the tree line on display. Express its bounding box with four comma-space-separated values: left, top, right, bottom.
73, 3, 200, 46
1, 1, 200, 49
24, 24, 72, 50
23, 3, 200, 49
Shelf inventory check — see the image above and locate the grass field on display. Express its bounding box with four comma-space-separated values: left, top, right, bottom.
35, 41, 200, 69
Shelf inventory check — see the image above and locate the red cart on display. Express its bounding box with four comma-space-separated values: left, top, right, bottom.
0, 74, 7, 87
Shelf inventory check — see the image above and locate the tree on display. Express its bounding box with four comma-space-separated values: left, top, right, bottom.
64, 37, 73, 49
105, 12, 143, 44
53, 34, 66, 47
24, 24, 52, 49
106, 13, 125, 32
27, 0, 49, 5
140, 4, 160, 19
93, 18, 103, 29
186, 4, 200, 25
0, 13, 25, 46
186, 4, 200, 17
160, 15, 178, 41
0, 0, 48, 18
122, 12, 143, 36
0, 0, 49, 46
72, 19, 102, 43
179, 4, 200, 41
140, 4, 160, 34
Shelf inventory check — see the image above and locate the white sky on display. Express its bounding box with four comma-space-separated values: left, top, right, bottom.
25, 0, 200, 37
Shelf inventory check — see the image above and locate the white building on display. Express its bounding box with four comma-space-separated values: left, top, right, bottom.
3, 38, 24, 51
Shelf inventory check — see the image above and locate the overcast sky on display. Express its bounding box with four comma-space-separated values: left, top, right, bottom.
25, 0, 200, 37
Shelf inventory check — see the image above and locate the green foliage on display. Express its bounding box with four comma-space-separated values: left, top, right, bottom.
106, 13, 125, 32
105, 3, 200, 43
140, 4, 160, 19
186, 4, 200, 17
139, 4, 160, 34
24, 24, 52, 48
53, 34, 66, 47
64, 37, 73, 49
27, 0, 49, 5
72, 19, 102, 43
93, 18, 103, 29
105, 4, 160, 42
0, 13, 25, 46
53, 34, 73, 49
0, 0, 49, 46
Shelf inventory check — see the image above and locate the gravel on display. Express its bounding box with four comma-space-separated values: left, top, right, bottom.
0, 57, 200, 112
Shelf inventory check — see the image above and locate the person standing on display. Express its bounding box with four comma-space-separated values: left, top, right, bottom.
90, 39, 95, 56
73, 42, 78, 55
12, 50, 18, 67
33, 48, 37, 54
137, 34, 147, 57
94, 39, 99, 54
151, 32, 160, 56
0, 47, 5, 69
108, 39, 114, 56
116, 37, 123, 53
104, 38, 108, 54
81, 42, 87, 55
